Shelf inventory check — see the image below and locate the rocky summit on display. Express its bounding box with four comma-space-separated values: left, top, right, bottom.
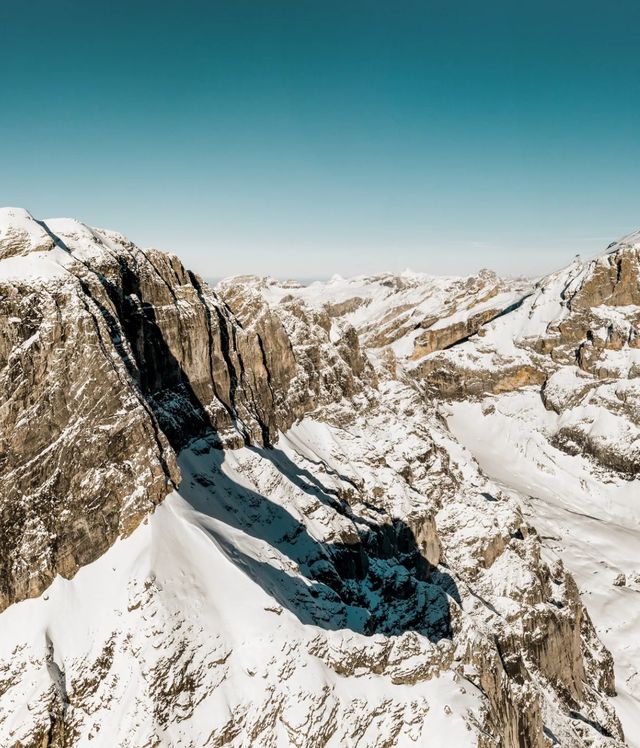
0, 207, 638, 747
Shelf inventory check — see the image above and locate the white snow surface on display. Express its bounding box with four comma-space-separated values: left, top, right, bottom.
446, 392, 640, 745
224, 244, 640, 742
0, 250, 71, 282
0, 208, 153, 283
0, 428, 481, 747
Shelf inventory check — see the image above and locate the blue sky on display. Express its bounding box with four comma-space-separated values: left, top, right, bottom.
2, 0, 639, 278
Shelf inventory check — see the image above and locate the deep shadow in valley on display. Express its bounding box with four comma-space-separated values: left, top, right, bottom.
87, 275, 460, 641
179, 443, 461, 641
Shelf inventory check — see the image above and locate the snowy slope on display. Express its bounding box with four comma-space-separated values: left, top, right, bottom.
446, 392, 640, 744
0, 415, 487, 747
0, 484, 479, 748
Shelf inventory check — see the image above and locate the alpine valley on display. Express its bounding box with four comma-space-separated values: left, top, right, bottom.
0, 206, 638, 747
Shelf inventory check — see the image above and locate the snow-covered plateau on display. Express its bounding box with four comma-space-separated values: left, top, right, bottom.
0, 207, 639, 747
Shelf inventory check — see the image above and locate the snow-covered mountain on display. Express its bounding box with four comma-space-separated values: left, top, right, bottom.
0, 207, 637, 747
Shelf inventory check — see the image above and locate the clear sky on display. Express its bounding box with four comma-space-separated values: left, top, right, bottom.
2, 0, 639, 279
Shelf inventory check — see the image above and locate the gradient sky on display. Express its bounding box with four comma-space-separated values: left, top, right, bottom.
2, 0, 639, 279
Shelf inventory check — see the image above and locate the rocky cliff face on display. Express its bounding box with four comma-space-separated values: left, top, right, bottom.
0, 209, 370, 615
0, 209, 633, 747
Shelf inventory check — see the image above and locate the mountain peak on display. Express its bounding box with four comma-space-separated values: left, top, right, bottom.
0, 207, 55, 259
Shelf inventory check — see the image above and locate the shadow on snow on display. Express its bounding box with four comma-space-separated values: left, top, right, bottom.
85, 264, 460, 641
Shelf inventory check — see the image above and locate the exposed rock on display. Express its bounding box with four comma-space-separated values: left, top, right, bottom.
0, 269, 178, 612
0, 212, 370, 613
568, 243, 640, 309
414, 360, 546, 399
